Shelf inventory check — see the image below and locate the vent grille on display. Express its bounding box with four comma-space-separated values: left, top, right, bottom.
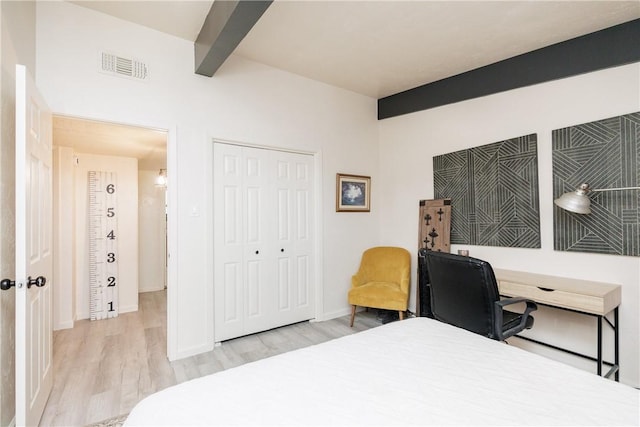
99, 51, 148, 81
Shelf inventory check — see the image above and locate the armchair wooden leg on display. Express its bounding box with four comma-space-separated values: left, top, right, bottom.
350, 305, 356, 327
399, 311, 405, 321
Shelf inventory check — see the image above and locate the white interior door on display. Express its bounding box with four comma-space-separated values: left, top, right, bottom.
15, 64, 53, 427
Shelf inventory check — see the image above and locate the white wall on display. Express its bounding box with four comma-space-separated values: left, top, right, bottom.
74, 153, 139, 318
36, 2, 378, 359
378, 63, 640, 387
138, 169, 166, 293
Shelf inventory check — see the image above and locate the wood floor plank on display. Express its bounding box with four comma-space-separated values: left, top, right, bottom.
40, 291, 384, 426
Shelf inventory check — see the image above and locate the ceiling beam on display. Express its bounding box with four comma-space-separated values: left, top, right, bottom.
195, 0, 273, 77
378, 18, 640, 120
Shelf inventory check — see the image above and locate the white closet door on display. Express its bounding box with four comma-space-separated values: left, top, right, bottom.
213, 143, 314, 342
273, 152, 314, 325
241, 148, 276, 336
213, 144, 245, 341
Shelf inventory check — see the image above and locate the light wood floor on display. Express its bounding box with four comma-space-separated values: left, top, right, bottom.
40, 291, 382, 426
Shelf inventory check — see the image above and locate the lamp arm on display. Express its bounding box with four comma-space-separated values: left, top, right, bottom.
591, 186, 640, 192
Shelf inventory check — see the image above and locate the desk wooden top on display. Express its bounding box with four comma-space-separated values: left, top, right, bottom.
494, 268, 621, 316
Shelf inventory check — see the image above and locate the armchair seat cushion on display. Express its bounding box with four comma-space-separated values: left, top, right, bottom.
348, 281, 407, 311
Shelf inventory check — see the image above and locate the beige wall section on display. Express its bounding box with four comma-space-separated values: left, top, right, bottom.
138, 170, 167, 293
0, 1, 35, 425
74, 153, 139, 318
53, 146, 75, 330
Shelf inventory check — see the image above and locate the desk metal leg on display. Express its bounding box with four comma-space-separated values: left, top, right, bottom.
597, 316, 602, 376
614, 307, 619, 381
601, 308, 620, 382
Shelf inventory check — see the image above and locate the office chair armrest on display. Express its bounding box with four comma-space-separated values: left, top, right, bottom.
495, 297, 536, 309
494, 298, 538, 341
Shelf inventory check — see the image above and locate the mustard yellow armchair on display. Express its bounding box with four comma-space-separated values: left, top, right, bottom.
348, 246, 411, 327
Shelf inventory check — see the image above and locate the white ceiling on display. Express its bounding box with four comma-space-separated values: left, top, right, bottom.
61, 1, 640, 162
69, 0, 213, 41
236, 1, 640, 98
72, 0, 640, 98
53, 115, 168, 171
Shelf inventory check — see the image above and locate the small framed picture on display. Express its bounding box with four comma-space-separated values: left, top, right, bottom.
336, 173, 371, 212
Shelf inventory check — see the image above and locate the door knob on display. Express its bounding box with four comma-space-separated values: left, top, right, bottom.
27, 276, 46, 289
0, 279, 15, 291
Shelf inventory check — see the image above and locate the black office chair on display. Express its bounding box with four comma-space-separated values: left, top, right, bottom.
425, 251, 537, 341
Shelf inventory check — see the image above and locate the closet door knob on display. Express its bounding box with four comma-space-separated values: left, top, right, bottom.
255, 250, 259, 255
280, 248, 284, 252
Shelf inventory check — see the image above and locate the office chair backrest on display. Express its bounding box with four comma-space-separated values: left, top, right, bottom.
425, 251, 500, 338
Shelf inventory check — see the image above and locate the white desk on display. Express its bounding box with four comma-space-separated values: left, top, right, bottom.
495, 269, 621, 380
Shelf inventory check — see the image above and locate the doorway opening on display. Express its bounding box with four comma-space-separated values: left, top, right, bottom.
51, 115, 168, 330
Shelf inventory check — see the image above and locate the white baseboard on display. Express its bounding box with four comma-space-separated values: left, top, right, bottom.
119, 304, 138, 314
318, 306, 355, 321
53, 320, 74, 331
139, 286, 165, 293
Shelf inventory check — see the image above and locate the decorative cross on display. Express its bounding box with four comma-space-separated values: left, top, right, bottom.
437, 208, 444, 221
428, 228, 439, 248
424, 213, 432, 226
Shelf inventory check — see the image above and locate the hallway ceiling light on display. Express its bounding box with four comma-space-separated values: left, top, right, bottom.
155, 169, 167, 188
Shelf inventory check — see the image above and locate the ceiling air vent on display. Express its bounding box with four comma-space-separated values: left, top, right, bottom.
99, 51, 149, 81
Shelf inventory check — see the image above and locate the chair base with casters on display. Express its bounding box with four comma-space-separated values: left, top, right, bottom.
348, 247, 411, 327
424, 250, 537, 341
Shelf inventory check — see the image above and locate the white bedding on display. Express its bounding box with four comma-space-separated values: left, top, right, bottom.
125, 317, 639, 426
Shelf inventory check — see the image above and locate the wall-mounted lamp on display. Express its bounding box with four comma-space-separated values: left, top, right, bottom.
155, 168, 167, 188
554, 183, 640, 214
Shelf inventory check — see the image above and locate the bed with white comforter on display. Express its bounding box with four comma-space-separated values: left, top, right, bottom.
125, 317, 639, 426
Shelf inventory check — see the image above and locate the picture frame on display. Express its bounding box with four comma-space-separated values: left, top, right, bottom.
336, 173, 371, 212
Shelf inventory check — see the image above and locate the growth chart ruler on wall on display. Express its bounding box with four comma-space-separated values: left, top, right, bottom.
88, 171, 119, 320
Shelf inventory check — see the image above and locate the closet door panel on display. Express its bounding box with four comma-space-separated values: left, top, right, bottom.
274, 158, 293, 316
222, 262, 241, 322
246, 259, 262, 317
277, 257, 291, 311
214, 144, 245, 341
296, 255, 310, 306
242, 149, 275, 335
291, 155, 314, 317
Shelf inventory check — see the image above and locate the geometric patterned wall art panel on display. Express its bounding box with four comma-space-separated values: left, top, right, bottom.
434, 134, 540, 248
552, 112, 640, 256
